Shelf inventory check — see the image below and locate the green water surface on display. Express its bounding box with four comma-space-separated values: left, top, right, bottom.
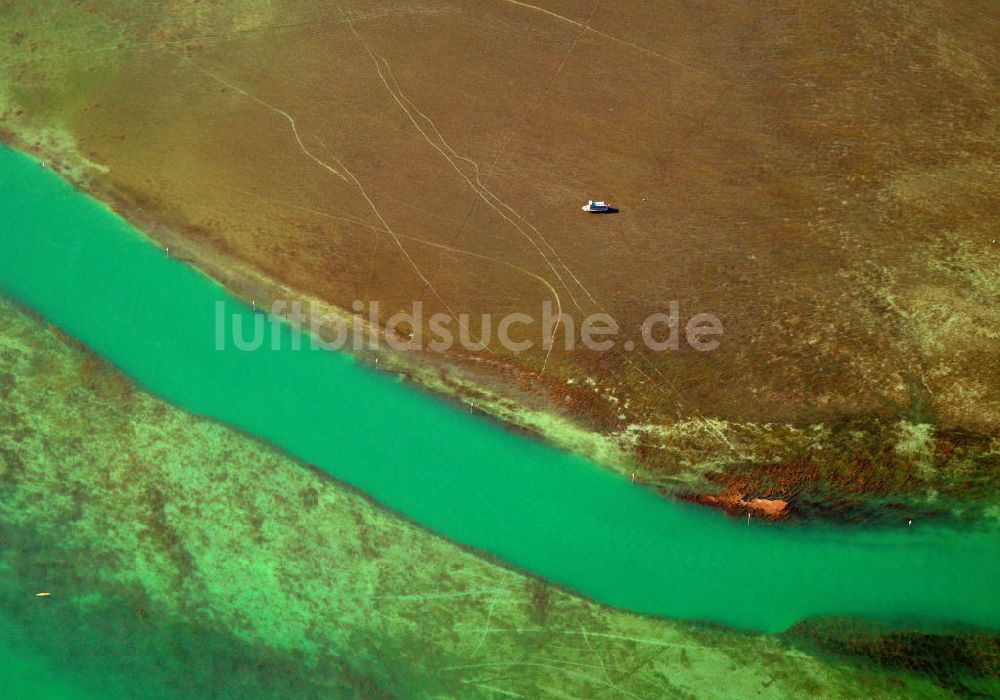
1, 145, 998, 638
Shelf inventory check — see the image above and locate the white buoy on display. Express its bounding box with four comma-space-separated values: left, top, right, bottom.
631, 472, 636, 484
747, 512, 751, 526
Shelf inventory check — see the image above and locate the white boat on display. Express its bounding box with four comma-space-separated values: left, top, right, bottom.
581, 199, 611, 213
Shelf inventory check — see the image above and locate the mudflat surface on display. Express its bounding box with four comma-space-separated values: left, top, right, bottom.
1, 1, 998, 514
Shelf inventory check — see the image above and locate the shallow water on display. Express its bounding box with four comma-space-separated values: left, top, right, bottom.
0, 145, 998, 642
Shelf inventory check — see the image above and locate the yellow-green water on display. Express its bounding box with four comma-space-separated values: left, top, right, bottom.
0, 145, 998, 692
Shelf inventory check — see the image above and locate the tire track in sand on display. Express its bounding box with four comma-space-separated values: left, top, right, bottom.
349, 22, 574, 373
223, 183, 566, 351
349, 33, 675, 393
347, 24, 687, 394
497, 0, 717, 79
172, 49, 458, 321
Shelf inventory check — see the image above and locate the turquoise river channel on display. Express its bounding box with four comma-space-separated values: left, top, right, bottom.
0, 143, 998, 661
